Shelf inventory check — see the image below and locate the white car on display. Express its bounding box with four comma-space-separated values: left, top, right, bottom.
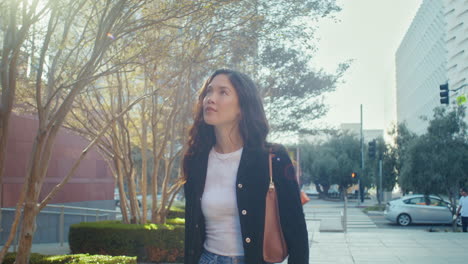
384, 194, 462, 226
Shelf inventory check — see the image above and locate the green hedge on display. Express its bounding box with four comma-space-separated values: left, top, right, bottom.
2, 253, 136, 264
69, 221, 184, 263
167, 207, 185, 219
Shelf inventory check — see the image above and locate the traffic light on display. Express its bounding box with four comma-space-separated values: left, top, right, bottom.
351, 172, 358, 184
368, 140, 376, 159
440, 83, 449, 105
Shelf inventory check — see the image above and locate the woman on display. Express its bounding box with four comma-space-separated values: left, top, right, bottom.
183, 69, 308, 264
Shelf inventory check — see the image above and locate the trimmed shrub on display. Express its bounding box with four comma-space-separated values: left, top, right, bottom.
69, 221, 184, 263
166, 218, 185, 225
2, 253, 136, 264
167, 208, 185, 219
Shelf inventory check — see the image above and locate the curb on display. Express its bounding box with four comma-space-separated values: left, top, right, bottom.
366, 211, 384, 216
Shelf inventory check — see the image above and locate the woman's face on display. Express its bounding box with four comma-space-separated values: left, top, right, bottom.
203, 74, 241, 128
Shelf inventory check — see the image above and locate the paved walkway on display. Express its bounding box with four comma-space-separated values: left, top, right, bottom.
304, 198, 468, 264
8, 243, 70, 255
7, 197, 468, 264
309, 226, 468, 264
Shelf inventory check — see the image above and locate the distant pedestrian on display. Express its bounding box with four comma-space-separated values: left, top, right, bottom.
457, 187, 468, 232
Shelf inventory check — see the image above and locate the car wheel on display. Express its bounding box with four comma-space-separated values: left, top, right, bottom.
397, 213, 411, 226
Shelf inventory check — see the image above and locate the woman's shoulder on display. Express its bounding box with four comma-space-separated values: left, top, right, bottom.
265, 142, 288, 154
265, 143, 293, 161
184, 147, 211, 167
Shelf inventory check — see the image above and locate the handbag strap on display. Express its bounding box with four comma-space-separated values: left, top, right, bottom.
268, 148, 274, 189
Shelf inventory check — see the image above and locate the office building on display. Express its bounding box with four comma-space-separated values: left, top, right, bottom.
396, 0, 468, 134
396, 0, 446, 135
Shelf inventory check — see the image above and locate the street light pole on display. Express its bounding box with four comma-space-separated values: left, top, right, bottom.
379, 159, 382, 205
360, 104, 364, 205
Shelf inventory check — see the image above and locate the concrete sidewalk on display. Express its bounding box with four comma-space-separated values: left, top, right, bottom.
7, 242, 70, 255
304, 198, 468, 264
308, 226, 468, 264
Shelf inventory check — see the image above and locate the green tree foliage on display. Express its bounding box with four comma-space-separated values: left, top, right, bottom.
1, 0, 346, 261
387, 122, 418, 194
300, 133, 361, 198
300, 142, 337, 197
1, 0, 210, 261
260, 46, 349, 135
211, 0, 348, 138
365, 137, 398, 204
399, 106, 468, 228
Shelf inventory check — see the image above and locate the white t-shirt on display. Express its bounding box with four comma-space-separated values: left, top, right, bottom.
201, 147, 244, 256
459, 196, 468, 217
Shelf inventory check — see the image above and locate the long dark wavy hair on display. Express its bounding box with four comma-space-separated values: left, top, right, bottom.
183, 69, 269, 179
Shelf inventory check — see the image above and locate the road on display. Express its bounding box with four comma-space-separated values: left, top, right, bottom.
367, 212, 457, 231
307, 197, 458, 232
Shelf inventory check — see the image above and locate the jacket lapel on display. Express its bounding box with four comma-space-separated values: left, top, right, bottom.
194, 148, 210, 197
196, 146, 266, 190
236, 147, 265, 183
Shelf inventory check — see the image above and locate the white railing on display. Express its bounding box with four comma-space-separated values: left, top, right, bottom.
1, 204, 119, 249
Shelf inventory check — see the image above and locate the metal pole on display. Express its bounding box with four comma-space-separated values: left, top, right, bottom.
379, 160, 383, 205
343, 196, 348, 233
60, 206, 64, 246
359, 104, 364, 206
453, 83, 468, 92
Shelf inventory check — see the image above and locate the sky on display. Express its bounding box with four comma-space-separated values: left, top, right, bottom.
310, 0, 423, 132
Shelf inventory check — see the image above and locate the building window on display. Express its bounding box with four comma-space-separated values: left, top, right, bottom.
449, 22, 464, 32
450, 50, 465, 60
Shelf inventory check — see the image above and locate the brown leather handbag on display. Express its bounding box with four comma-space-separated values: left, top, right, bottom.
263, 151, 288, 263
300, 191, 310, 205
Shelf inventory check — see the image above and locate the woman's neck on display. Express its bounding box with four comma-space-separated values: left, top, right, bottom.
213, 125, 243, 154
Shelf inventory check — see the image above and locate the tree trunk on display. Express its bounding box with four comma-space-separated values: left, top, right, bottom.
376, 188, 381, 205
153, 209, 167, 225
126, 170, 140, 224
15, 202, 39, 264
140, 93, 148, 224
14, 131, 49, 264
150, 160, 160, 223
116, 158, 130, 224
0, 110, 11, 232
0, 31, 20, 250
449, 192, 458, 232
0, 132, 43, 263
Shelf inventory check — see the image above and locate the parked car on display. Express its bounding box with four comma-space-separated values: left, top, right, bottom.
384, 194, 462, 226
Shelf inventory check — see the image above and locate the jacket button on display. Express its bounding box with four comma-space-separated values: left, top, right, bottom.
237, 183, 243, 189
195, 224, 199, 228
245, 237, 251, 243
241, 210, 247, 215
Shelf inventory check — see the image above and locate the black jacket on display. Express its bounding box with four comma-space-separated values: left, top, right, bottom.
184, 144, 309, 264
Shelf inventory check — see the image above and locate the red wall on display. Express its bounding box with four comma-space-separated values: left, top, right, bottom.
2, 114, 114, 207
